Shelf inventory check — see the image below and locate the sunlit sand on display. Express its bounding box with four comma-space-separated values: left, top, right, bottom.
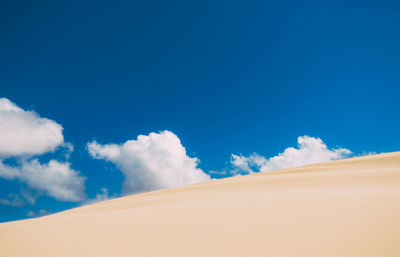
1, 152, 399, 257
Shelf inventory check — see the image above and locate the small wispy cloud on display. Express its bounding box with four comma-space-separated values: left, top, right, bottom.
0, 193, 25, 207
84, 188, 113, 205
26, 209, 50, 218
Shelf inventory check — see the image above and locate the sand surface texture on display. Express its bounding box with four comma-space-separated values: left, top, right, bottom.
1, 152, 400, 257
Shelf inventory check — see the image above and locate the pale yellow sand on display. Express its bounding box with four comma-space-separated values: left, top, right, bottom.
1, 152, 400, 257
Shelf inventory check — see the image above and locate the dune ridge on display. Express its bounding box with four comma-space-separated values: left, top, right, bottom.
1, 152, 400, 257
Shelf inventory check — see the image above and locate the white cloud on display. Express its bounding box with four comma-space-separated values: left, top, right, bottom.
20, 160, 86, 201
0, 189, 41, 207
0, 98, 86, 202
26, 209, 50, 217
0, 159, 86, 202
230, 135, 352, 174
0, 161, 19, 179
0, 193, 24, 207
88, 131, 210, 194
20, 189, 41, 205
84, 188, 111, 205
0, 98, 64, 157
230, 153, 267, 174
26, 210, 35, 217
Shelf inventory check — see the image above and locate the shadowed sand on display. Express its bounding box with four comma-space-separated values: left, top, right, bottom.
1, 152, 400, 257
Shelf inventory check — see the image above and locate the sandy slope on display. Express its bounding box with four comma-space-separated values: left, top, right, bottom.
1, 152, 400, 257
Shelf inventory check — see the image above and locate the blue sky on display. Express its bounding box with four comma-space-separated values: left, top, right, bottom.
1, 0, 399, 222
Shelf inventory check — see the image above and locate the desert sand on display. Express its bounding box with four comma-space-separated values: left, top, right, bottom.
1, 152, 400, 257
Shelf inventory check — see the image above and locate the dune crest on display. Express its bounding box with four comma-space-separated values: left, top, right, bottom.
1, 152, 400, 257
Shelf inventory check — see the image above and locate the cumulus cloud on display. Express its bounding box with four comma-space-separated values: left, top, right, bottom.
230, 153, 267, 174
0, 98, 64, 157
229, 135, 352, 175
0, 159, 86, 202
88, 131, 210, 194
0, 98, 86, 202
19, 160, 85, 201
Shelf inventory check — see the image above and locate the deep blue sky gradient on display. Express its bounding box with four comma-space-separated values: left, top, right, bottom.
1, 0, 399, 221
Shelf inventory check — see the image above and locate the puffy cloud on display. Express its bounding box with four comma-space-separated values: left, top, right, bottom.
0, 161, 19, 179
0, 98, 64, 157
88, 131, 210, 194
0, 159, 86, 202
260, 136, 352, 171
230, 154, 267, 174
230, 135, 352, 174
0, 98, 86, 202
19, 160, 86, 201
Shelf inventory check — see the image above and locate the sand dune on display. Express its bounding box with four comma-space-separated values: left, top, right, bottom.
1, 152, 400, 257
